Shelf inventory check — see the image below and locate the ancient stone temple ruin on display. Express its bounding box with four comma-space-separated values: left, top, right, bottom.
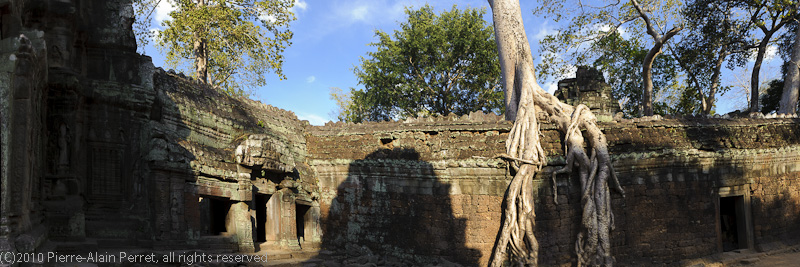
1, 0, 799, 266
556, 66, 622, 121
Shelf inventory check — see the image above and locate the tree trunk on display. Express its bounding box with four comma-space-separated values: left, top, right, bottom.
780, 24, 800, 115
488, 1, 623, 266
751, 37, 771, 113
194, 0, 208, 84
630, 0, 681, 117
641, 44, 662, 116
489, 0, 533, 120
706, 47, 728, 115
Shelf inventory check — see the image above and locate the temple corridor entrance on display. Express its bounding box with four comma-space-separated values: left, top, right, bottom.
720, 196, 742, 251
296, 203, 311, 246
202, 196, 234, 235
717, 186, 754, 252
255, 194, 270, 242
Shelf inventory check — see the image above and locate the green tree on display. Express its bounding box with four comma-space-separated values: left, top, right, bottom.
133, 0, 295, 95
591, 32, 682, 116
668, 0, 748, 115
339, 5, 503, 122
714, 0, 798, 113
537, 0, 684, 116
329, 87, 364, 123
762, 79, 785, 113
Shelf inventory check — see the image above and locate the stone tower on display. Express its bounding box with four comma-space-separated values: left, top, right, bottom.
555, 66, 622, 120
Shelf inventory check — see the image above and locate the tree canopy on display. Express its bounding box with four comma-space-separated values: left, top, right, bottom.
334, 5, 503, 122
591, 31, 682, 116
537, 0, 800, 116
537, 0, 684, 116
133, 0, 295, 95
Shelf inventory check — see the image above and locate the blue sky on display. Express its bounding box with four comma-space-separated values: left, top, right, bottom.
140, 0, 782, 125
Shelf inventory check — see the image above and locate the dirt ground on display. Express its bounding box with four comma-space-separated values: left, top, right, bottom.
730, 247, 800, 267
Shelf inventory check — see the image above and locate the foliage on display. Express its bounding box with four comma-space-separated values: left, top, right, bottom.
329, 87, 363, 123
536, 0, 685, 116
341, 5, 503, 122
133, 0, 295, 96
536, 0, 682, 80
720, 0, 797, 112
590, 32, 683, 116
668, 0, 747, 115
761, 79, 785, 113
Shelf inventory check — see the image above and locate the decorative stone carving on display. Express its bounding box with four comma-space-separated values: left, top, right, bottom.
57, 123, 69, 173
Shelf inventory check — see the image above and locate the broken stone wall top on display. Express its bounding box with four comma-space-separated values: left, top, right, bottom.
151, 69, 310, 177
556, 66, 622, 117
309, 114, 800, 163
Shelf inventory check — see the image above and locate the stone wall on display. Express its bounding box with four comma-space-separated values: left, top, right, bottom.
150, 68, 321, 252
307, 115, 800, 266
0, 0, 323, 257
1, 0, 799, 266
0, 0, 53, 255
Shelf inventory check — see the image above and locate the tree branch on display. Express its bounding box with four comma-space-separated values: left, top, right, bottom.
630, 0, 660, 41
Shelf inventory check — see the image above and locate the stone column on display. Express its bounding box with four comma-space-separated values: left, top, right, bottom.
232, 202, 254, 252
309, 204, 322, 244
0, 30, 48, 256
278, 188, 299, 249
265, 191, 282, 247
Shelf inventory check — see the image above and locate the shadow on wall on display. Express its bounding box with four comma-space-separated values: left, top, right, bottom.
315, 148, 480, 266
751, 180, 800, 246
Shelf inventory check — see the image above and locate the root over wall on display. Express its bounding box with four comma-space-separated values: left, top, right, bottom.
308, 115, 800, 266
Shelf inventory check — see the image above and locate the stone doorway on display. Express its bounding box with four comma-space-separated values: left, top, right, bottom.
296, 203, 311, 246
202, 196, 234, 235
720, 196, 742, 251
717, 186, 754, 252
255, 194, 270, 242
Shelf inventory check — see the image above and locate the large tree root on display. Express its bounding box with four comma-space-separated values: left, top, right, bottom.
490, 67, 624, 267
487, 0, 624, 265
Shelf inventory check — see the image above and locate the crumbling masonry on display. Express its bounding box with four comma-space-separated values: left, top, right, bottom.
0, 0, 799, 266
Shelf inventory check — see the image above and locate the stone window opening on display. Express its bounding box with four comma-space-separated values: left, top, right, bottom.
380, 138, 394, 149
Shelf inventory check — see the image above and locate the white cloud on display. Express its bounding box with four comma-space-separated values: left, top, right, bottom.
329, 0, 422, 27
154, 0, 176, 23
596, 24, 613, 33
618, 26, 629, 38
545, 82, 558, 94
294, 0, 308, 11
296, 112, 329, 126
533, 23, 558, 42
765, 45, 778, 61
749, 45, 779, 62
260, 14, 277, 23
306, 76, 316, 83
351, 5, 369, 22
591, 23, 627, 36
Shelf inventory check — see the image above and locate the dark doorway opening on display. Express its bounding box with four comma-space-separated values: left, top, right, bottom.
720, 196, 742, 251
255, 194, 270, 242
209, 197, 232, 235
296, 203, 311, 244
